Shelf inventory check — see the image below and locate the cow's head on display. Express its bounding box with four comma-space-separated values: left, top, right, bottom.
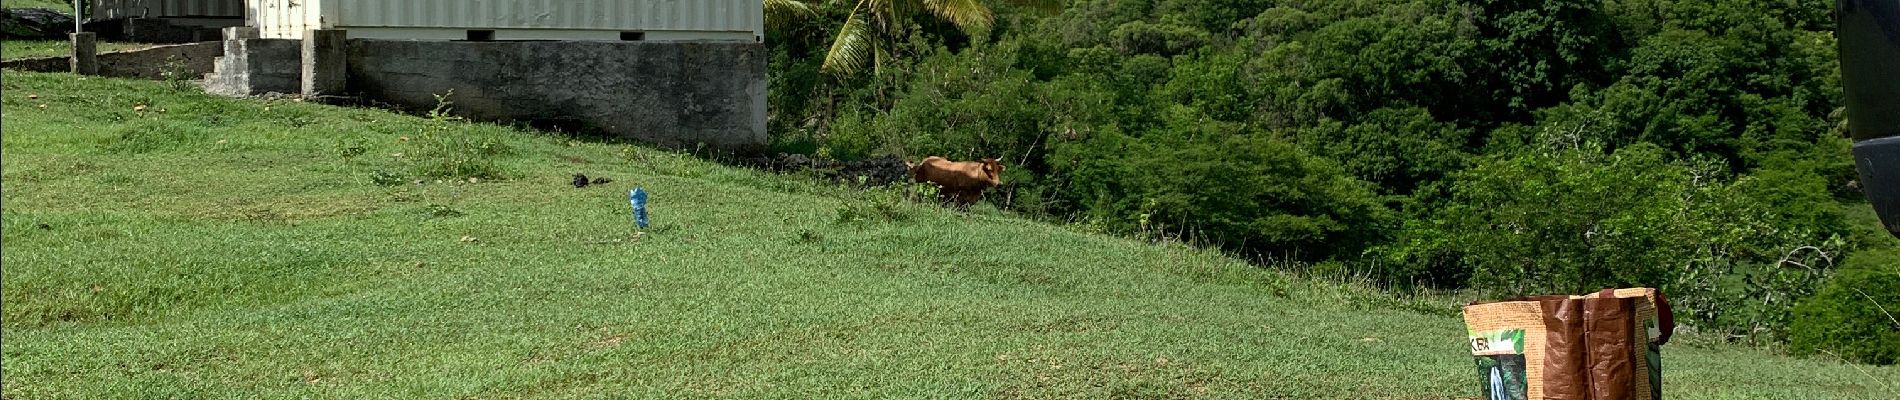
981, 158, 1004, 186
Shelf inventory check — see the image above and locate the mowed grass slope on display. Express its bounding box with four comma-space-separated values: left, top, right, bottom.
3, 40, 151, 60
2, 72, 1894, 399
3, 0, 73, 12
2, 5, 148, 60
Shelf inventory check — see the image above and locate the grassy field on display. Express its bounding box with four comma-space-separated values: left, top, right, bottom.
3, 3, 147, 60
2, 71, 1895, 399
4, 0, 73, 12
4, 40, 153, 60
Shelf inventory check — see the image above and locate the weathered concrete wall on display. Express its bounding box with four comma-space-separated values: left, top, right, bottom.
99, 41, 221, 79
205, 38, 300, 96
301, 30, 348, 96
1, 41, 220, 80
70, 33, 97, 75
0, 56, 67, 72
345, 40, 767, 153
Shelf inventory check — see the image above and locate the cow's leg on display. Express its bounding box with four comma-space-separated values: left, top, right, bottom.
956, 189, 982, 208
936, 186, 959, 206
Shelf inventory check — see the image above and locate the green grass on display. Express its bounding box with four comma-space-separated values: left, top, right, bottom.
3, 0, 73, 12
4, 40, 152, 60
2, 71, 1895, 399
3, 1, 147, 60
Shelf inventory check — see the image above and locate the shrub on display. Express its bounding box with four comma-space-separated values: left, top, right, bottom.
1109, 20, 1209, 56
405, 91, 510, 180
1074, 123, 1392, 261
1790, 251, 1900, 365
1292, 107, 1474, 194
159, 55, 195, 92
1392, 143, 1850, 342
1390, 144, 1705, 293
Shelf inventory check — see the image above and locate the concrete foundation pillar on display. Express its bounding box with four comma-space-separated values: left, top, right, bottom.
302, 29, 348, 96
70, 33, 97, 75
224, 26, 259, 40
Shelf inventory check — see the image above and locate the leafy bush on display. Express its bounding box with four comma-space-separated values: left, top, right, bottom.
764, 0, 1861, 348
404, 91, 510, 180
1391, 143, 1849, 341
1066, 119, 1392, 260
1109, 20, 1209, 56
159, 55, 195, 92
1390, 144, 1708, 293
1292, 107, 1473, 194
1790, 251, 1900, 365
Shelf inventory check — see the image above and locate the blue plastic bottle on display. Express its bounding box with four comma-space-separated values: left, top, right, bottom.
629, 187, 650, 230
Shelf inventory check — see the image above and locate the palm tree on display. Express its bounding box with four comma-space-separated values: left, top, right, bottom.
767, 0, 1062, 76
764, 0, 822, 32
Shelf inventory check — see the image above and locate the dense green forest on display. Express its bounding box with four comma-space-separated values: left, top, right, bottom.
762, 0, 1899, 364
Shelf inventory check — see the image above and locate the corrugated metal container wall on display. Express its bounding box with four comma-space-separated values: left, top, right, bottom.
251, 0, 325, 39
92, 0, 246, 19
316, 0, 759, 33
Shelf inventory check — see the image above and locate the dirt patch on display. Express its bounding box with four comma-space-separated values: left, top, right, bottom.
588, 334, 628, 349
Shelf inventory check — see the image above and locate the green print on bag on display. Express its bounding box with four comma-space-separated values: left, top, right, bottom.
1469, 329, 1525, 355
1648, 343, 1664, 399
1470, 329, 1527, 400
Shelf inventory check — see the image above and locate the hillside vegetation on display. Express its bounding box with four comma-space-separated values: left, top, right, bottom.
764, 0, 1900, 360
4, 0, 72, 12
3, 71, 1896, 398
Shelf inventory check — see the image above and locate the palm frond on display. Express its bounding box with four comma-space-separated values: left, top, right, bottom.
1003, 0, 1064, 14
821, 1, 878, 76
922, 0, 996, 32
763, 0, 820, 32
816, 0, 1066, 77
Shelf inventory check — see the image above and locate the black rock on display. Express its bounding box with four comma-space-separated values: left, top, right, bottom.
836, 155, 912, 186
782, 154, 805, 167
0, 8, 75, 40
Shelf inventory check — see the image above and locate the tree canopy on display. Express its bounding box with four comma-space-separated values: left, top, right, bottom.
763, 0, 1890, 363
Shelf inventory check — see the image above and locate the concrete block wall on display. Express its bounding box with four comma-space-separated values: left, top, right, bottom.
0, 56, 69, 72
0, 41, 221, 80
205, 37, 301, 96
301, 30, 348, 96
98, 41, 222, 80
345, 40, 767, 153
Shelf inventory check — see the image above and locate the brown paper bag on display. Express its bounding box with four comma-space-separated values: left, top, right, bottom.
1463, 288, 1673, 400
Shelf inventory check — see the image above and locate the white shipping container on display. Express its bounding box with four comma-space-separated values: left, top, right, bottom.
91, 0, 246, 20
250, 0, 322, 39
248, 0, 762, 42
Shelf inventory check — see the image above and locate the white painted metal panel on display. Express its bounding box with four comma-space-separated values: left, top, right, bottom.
93, 0, 246, 19
344, 0, 760, 32
249, 0, 327, 39
249, 0, 762, 41
337, 27, 756, 42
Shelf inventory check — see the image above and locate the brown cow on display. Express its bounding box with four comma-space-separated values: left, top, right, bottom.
906, 156, 1004, 208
